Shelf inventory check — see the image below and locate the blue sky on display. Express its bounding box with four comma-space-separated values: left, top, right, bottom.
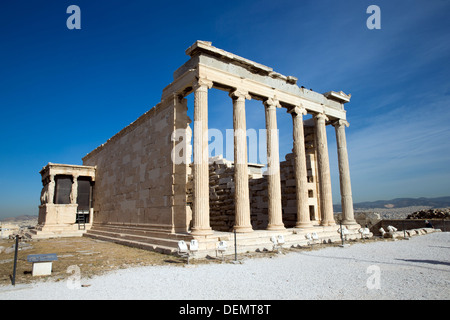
1, 0, 449, 219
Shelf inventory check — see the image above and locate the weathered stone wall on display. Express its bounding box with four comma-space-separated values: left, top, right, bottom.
83, 96, 190, 232
208, 157, 236, 231
188, 149, 321, 231
188, 156, 247, 232
250, 151, 320, 229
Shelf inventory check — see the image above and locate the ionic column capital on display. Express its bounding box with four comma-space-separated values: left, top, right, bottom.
229, 89, 251, 102
314, 112, 329, 122
263, 97, 281, 109
288, 104, 307, 116
332, 119, 350, 128
192, 78, 213, 91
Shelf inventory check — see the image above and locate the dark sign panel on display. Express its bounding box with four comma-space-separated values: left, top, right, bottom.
27, 253, 58, 262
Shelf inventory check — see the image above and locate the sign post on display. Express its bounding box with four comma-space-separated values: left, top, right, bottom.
12, 235, 19, 286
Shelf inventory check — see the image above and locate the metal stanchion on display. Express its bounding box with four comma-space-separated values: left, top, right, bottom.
12, 235, 19, 286
234, 229, 237, 262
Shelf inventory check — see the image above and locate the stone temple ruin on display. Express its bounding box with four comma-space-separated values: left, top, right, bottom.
31, 41, 363, 255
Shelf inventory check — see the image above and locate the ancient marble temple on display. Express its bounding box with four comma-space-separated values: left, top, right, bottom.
33, 41, 360, 255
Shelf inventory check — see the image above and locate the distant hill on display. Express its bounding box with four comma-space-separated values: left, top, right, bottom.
334, 196, 450, 211
0, 215, 38, 223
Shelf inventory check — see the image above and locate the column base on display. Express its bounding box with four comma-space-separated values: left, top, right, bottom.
234, 225, 253, 233
190, 227, 214, 236
320, 220, 336, 227
267, 224, 286, 231
341, 219, 357, 225
295, 222, 314, 228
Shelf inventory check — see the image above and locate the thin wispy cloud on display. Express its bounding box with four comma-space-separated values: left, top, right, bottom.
331, 93, 450, 202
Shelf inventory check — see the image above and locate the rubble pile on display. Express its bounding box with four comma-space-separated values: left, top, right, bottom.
407, 208, 450, 220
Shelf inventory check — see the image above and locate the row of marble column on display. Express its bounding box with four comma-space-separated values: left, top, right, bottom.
190, 78, 356, 236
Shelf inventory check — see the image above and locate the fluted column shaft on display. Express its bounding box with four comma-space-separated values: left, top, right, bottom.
230, 90, 253, 233
191, 78, 213, 236
333, 120, 356, 225
264, 98, 285, 230
289, 106, 312, 228
314, 113, 335, 226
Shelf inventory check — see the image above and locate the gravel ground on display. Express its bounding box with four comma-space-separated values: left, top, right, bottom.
1, 232, 449, 300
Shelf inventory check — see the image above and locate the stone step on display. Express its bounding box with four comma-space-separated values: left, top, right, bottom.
83, 224, 367, 258
84, 232, 178, 255
212, 227, 364, 250
27, 226, 88, 239
89, 224, 189, 240
86, 229, 184, 249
